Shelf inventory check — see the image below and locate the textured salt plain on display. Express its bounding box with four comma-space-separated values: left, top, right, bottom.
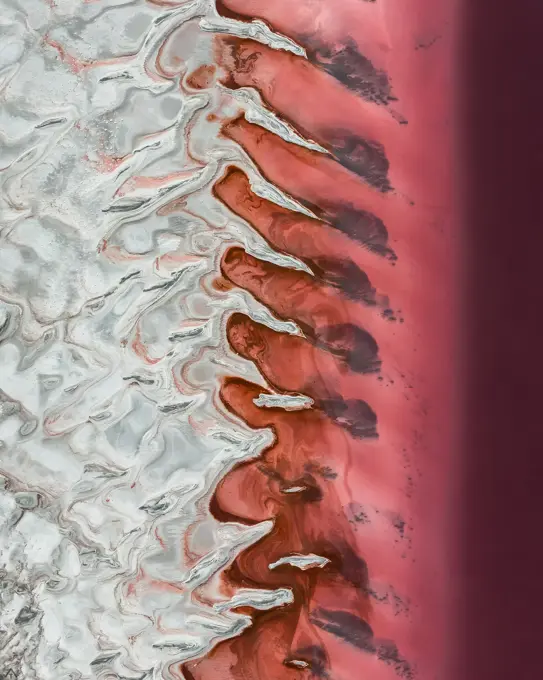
0, 1, 311, 677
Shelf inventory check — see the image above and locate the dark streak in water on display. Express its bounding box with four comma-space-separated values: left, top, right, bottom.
308, 38, 394, 105
314, 323, 381, 374
377, 641, 415, 679
310, 256, 376, 303
310, 608, 376, 653
318, 204, 396, 260
326, 130, 391, 192
317, 397, 378, 439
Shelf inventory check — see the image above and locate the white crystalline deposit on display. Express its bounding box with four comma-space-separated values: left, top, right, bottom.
0, 1, 310, 678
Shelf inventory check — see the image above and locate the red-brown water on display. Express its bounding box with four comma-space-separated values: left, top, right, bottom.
183, 1, 459, 678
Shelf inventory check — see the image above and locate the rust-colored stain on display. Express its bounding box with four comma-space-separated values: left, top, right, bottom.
183, 0, 458, 679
